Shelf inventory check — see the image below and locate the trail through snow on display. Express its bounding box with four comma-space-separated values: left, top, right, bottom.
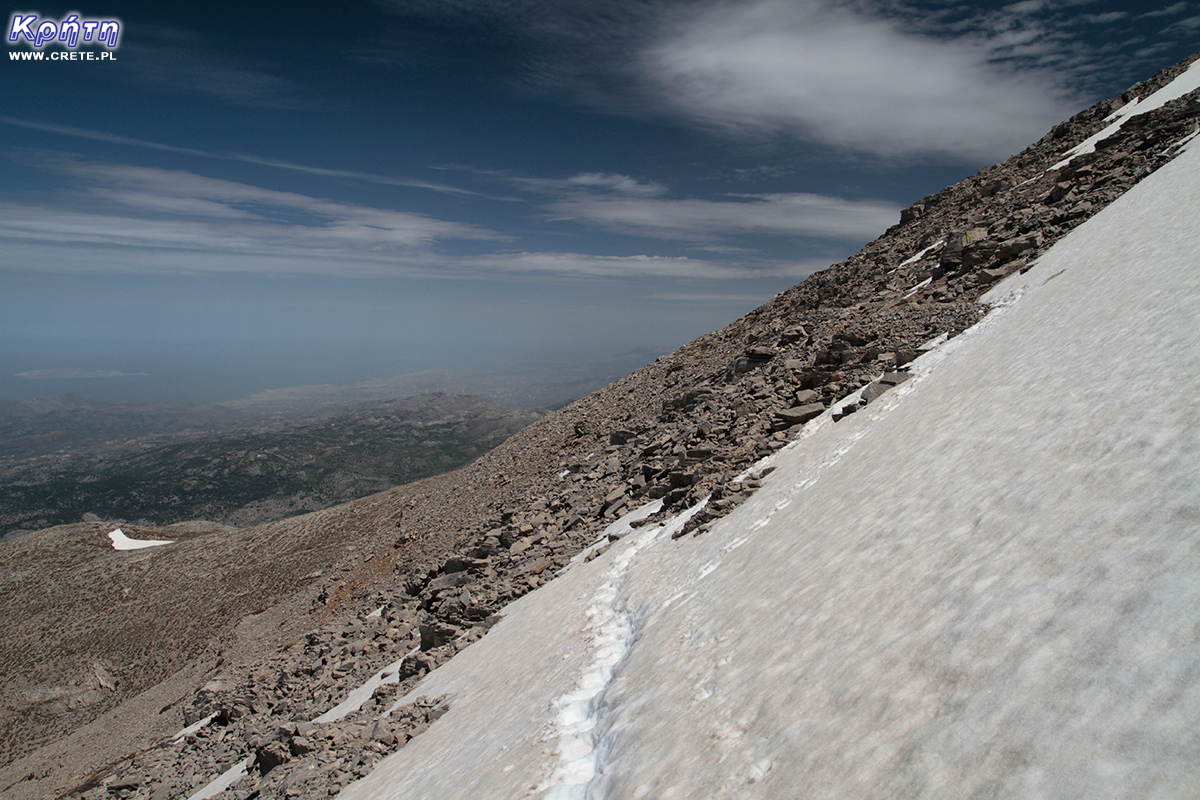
338, 137, 1200, 799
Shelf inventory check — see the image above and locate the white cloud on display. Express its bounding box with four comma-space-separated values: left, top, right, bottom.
466, 252, 730, 278
564, 173, 668, 195
2, 154, 845, 282
2, 157, 790, 281
0, 158, 503, 275
1003, 1, 1048, 14
2, 228, 784, 280
463, 251, 826, 279
445, 163, 892, 247
1080, 11, 1129, 24
1163, 13, 1200, 33
640, 0, 1080, 161
651, 292, 780, 303
380, 0, 1173, 162
549, 192, 899, 241
482, 169, 669, 197
1139, 3, 1187, 19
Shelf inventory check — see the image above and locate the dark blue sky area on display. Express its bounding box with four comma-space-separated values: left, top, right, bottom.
3, 0, 1197, 402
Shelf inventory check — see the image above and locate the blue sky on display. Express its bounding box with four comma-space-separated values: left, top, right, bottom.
2, 0, 1197, 403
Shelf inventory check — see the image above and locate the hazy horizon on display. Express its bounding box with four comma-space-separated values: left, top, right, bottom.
4, 1, 1196, 405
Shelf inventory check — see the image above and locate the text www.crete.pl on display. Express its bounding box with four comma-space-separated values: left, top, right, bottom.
9, 49, 116, 60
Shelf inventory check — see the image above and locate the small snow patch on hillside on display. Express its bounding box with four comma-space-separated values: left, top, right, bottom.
1053, 57, 1200, 169
107, 528, 173, 550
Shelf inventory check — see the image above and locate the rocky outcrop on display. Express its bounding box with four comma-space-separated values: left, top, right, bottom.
3, 51, 1199, 800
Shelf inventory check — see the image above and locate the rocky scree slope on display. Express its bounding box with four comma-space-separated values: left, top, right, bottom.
2, 51, 1198, 800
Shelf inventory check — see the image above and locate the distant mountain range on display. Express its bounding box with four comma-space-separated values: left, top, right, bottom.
220, 348, 668, 415
0, 348, 665, 538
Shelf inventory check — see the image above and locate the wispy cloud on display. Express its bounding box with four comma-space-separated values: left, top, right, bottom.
452, 164, 895, 243
1079, 11, 1129, 24
16, 369, 149, 379
117, 24, 308, 109
453, 166, 668, 197
384, 0, 1167, 162
1139, 3, 1187, 19
467, 252, 726, 279
548, 192, 899, 241
1, 155, 505, 276
640, 0, 1079, 161
563, 173, 668, 195
0, 117, 489, 198
3, 155, 800, 281
1163, 13, 1200, 33
651, 292, 779, 303
460, 251, 826, 279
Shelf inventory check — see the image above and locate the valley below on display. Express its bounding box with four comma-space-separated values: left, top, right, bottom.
0, 393, 547, 539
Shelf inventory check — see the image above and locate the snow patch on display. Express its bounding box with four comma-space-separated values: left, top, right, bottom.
336, 138, 1200, 799
902, 276, 931, 298
107, 528, 173, 550
172, 713, 217, 742
1053, 58, 1200, 170
313, 647, 419, 724
186, 757, 251, 800
898, 238, 944, 267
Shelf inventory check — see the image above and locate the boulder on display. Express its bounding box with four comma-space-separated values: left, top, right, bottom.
774, 403, 826, 426
939, 227, 990, 269
290, 736, 315, 756
745, 346, 776, 361
899, 202, 925, 224
793, 389, 820, 405
256, 741, 291, 774
426, 572, 473, 592
860, 382, 891, 405
880, 371, 911, 387
609, 430, 636, 445
419, 622, 460, 651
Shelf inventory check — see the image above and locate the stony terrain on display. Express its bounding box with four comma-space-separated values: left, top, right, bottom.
0, 51, 1196, 800
0, 393, 547, 539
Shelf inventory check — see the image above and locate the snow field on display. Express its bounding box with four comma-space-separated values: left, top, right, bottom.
338, 137, 1200, 799
540, 501, 709, 799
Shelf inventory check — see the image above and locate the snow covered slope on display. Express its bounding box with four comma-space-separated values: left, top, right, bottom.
341, 137, 1200, 799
